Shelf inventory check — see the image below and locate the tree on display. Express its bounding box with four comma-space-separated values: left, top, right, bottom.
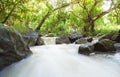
35, 0, 77, 32
0, 0, 29, 26
71, 0, 120, 32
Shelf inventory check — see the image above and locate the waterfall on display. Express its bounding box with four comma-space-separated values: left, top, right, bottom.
0, 44, 120, 77
41, 37, 57, 45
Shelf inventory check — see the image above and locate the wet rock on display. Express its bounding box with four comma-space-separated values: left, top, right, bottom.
98, 33, 115, 41
94, 39, 116, 52
111, 30, 120, 43
78, 45, 94, 55
75, 37, 93, 44
56, 35, 71, 44
36, 36, 45, 45
75, 38, 88, 44
114, 43, 120, 52
56, 33, 82, 44
22, 30, 38, 46
87, 37, 93, 42
0, 24, 32, 71
67, 33, 83, 43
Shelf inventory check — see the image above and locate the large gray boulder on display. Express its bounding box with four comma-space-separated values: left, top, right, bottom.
94, 39, 116, 52
22, 30, 38, 46
0, 25, 32, 71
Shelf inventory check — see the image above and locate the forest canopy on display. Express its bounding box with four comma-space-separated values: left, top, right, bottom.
0, 0, 120, 36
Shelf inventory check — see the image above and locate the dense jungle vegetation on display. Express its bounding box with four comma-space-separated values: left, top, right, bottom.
0, 0, 120, 36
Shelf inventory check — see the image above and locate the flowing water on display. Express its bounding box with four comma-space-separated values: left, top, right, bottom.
0, 37, 120, 77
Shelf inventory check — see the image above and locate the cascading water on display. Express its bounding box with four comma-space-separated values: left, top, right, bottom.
41, 37, 57, 45
0, 37, 120, 77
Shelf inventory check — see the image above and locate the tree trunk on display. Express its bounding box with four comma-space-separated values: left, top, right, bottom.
1, 0, 20, 24
35, 1, 77, 32
90, 21, 95, 32
2, 6, 15, 24
35, 11, 50, 32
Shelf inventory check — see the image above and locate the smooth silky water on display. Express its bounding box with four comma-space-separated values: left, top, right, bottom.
0, 37, 120, 77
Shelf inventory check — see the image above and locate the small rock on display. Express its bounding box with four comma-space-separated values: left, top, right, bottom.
36, 36, 45, 45
75, 37, 93, 44
114, 43, 120, 52
75, 38, 88, 44
86, 37, 93, 42
68, 33, 83, 43
111, 30, 120, 43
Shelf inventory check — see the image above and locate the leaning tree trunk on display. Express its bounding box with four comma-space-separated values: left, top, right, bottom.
2, 0, 21, 24
35, 1, 77, 32
35, 11, 50, 32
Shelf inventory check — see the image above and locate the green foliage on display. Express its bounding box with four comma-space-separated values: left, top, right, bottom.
8, 24, 30, 33
0, 0, 120, 36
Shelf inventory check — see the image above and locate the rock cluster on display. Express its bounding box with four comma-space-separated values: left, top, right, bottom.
56, 31, 120, 55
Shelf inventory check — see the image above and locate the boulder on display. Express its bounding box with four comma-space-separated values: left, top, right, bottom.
67, 33, 83, 43
111, 30, 120, 43
0, 24, 32, 71
56, 35, 71, 44
94, 39, 116, 52
78, 45, 94, 55
36, 35, 45, 45
114, 43, 120, 52
22, 30, 38, 46
56, 33, 82, 44
98, 33, 115, 41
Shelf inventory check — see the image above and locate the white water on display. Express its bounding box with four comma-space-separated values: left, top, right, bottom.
0, 44, 120, 77
41, 37, 57, 45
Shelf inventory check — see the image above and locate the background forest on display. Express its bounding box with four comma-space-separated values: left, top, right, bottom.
0, 0, 120, 36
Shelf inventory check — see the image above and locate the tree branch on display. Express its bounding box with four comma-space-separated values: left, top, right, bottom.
35, 1, 78, 31
93, 7, 115, 21
52, 1, 77, 12
1, 0, 21, 24
35, 11, 50, 31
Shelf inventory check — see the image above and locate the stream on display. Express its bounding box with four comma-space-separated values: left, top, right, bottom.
0, 37, 120, 77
